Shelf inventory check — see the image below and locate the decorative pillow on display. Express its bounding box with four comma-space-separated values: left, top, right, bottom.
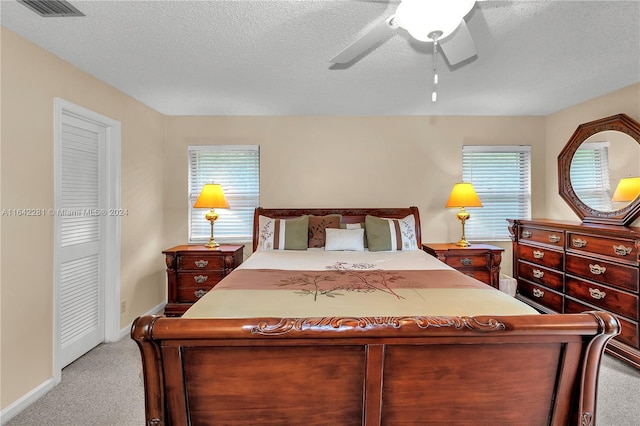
308, 214, 342, 248
257, 215, 309, 251
365, 215, 418, 252
340, 222, 368, 247
324, 228, 365, 251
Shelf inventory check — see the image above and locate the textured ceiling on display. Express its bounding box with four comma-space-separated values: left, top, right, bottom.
1, 0, 639, 116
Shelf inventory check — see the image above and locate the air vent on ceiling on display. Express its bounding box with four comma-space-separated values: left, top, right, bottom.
18, 0, 85, 17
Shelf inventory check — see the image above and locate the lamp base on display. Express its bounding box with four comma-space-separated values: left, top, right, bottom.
204, 239, 220, 249
455, 238, 471, 247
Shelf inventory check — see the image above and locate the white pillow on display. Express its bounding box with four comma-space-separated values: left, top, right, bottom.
324, 228, 365, 251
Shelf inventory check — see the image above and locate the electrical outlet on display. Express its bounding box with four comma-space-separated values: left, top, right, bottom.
121, 300, 126, 313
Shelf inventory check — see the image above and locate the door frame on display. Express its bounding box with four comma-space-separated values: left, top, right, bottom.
53, 98, 121, 381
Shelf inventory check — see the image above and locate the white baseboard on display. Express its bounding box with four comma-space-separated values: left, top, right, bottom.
0, 377, 57, 425
119, 301, 166, 339
1, 300, 166, 424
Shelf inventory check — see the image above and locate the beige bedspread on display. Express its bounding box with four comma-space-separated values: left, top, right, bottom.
184, 250, 537, 319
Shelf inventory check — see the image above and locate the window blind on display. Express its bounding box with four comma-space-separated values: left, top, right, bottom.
188, 145, 260, 243
462, 145, 531, 241
569, 142, 611, 211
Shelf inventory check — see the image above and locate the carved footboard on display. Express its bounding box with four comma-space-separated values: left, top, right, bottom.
131, 312, 619, 426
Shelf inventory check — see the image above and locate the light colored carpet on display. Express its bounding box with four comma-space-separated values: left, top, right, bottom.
5, 336, 640, 425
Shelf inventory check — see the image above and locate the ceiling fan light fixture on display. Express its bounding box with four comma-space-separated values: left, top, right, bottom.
394, 0, 476, 42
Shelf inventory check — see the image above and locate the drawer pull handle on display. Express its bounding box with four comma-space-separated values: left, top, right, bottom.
194, 289, 208, 298
460, 258, 473, 266
194, 259, 209, 268
194, 275, 208, 284
572, 238, 587, 248
522, 230, 532, 238
532, 269, 545, 279
588, 264, 606, 275
589, 288, 606, 300
613, 245, 632, 256
465, 273, 475, 278
532, 288, 544, 298
548, 234, 561, 243
533, 250, 544, 259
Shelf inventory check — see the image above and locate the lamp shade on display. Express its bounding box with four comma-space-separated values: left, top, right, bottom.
445, 182, 483, 208
394, 0, 476, 42
193, 183, 230, 209
612, 177, 640, 202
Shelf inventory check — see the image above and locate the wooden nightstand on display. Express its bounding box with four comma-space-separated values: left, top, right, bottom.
422, 243, 504, 288
163, 244, 243, 317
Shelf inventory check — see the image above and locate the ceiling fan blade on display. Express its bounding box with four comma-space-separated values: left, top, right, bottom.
330, 15, 398, 64
438, 20, 477, 66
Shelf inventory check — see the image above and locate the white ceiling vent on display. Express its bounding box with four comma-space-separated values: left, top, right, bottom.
18, 0, 84, 17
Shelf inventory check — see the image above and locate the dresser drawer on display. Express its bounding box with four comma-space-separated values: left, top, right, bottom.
565, 254, 639, 293
519, 226, 564, 249
517, 260, 564, 292
518, 245, 564, 270
565, 297, 639, 348
567, 232, 638, 265
518, 280, 564, 312
178, 254, 226, 271
565, 276, 638, 320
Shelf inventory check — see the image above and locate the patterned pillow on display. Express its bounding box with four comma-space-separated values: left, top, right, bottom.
308, 214, 342, 248
324, 228, 365, 251
365, 215, 418, 251
257, 215, 309, 251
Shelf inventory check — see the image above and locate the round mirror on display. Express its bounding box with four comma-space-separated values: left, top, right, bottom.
558, 114, 640, 226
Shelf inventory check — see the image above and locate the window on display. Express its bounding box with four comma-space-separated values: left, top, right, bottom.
462, 145, 531, 241
569, 142, 611, 211
188, 145, 259, 243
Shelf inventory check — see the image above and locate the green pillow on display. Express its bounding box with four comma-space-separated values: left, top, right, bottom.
257, 215, 309, 251
365, 215, 418, 252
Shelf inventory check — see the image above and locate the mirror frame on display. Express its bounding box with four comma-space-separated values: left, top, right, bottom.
558, 113, 640, 226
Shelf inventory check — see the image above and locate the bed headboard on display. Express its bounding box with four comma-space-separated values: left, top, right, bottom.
252, 206, 421, 252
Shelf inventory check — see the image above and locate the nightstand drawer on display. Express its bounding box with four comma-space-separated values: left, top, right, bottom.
177, 285, 214, 303
458, 270, 490, 283
177, 272, 224, 287
178, 254, 225, 271
442, 254, 488, 269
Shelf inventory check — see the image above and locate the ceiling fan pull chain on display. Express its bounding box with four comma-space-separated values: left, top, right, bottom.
429, 30, 443, 102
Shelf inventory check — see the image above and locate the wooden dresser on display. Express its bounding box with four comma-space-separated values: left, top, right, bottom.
163, 244, 243, 317
508, 219, 640, 369
422, 243, 503, 289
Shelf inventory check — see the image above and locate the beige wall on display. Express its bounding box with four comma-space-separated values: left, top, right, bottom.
1, 28, 166, 409
2, 25, 639, 416
164, 116, 546, 258
544, 83, 640, 224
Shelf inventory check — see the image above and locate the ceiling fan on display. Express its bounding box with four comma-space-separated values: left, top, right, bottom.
330, 0, 481, 67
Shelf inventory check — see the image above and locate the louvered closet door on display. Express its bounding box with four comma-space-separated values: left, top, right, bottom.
57, 114, 106, 368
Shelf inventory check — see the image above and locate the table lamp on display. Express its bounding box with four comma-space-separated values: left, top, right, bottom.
612, 177, 640, 203
445, 182, 482, 247
193, 183, 229, 248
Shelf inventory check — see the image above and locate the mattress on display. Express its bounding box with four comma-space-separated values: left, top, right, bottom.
183, 249, 537, 318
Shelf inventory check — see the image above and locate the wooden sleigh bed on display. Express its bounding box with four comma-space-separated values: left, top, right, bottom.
132, 207, 620, 425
